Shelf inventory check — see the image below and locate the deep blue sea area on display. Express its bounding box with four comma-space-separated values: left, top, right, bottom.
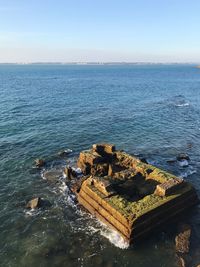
0, 64, 200, 267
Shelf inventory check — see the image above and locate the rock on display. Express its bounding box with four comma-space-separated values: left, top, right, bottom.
35, 158, 45, 168
175, 224, 191, 254
64, 166, 77, 180
176, 254, 192, 267
176, 255, 186, 267
43, 170, 63, 183
58, 149, 72, 157
78, 162, 91, 175
71, 183, 81, 195
166, 159, 176, 164
177, 153, 190, 161
26, 197, 42, 209
187, 143, 192, 149
71, 177, 87, 195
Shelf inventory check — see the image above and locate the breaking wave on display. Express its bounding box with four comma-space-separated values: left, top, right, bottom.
99, 223, 129, 249
175, 102, 190, 107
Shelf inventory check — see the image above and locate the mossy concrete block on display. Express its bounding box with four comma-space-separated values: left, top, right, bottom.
76, 144, 199, 243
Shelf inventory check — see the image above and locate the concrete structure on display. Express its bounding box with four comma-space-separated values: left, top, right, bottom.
76, 144, 199, 243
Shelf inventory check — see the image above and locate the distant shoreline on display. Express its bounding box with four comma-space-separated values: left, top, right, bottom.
0, 62, 199, 66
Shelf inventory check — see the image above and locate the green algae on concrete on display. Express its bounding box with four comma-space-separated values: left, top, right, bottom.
77, 144, 199, 242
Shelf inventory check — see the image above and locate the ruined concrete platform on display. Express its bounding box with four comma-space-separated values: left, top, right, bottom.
75, 144, 199, 243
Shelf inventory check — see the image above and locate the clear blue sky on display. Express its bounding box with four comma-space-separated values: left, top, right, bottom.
0, 0, 200, 62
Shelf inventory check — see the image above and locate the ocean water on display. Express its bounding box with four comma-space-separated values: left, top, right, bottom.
1, 64, 200, 267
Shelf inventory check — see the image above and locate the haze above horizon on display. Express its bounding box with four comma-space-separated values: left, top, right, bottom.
1, 0, 200, 63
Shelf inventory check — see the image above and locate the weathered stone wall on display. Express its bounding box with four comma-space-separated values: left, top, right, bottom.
76, 144, 199, 243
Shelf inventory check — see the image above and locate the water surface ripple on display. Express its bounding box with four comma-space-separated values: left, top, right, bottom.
0, 64, 200, 267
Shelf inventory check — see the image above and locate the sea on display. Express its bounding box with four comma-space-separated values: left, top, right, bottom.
0, 64, 200, 267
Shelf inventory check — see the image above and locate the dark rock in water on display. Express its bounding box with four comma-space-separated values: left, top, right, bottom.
175, 254, 192, 267
43, 170, 63, 183
187, 143, 193, 149
176, 255, 186, 267
26, 197, 42, 209
166, 159, 177, 164
35, 158, 45, 168
177, 153, 190, 161
78, 162, 91, 175
71, 176, 89, 196
58, 149, 72, 157
175, 223, 191, 254
64, 166, 77, 180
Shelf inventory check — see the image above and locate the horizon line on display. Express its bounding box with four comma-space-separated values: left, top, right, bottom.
0, 62, 199, 65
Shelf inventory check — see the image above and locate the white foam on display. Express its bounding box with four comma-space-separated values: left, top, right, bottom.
178, 159, 189, 167
72, 167, 82, 174
64, 148, 73, 154
180, 167, 197, 178
175, 102, 190, 107
94, 220, 129, 249
24, 208, 41, 217
59, 181, 68, 193
58, 181, 77, 208
100, 224, 129, 249
41, 171, 46, 180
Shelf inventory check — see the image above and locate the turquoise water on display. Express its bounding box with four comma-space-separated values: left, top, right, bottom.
1, 64, 200, 267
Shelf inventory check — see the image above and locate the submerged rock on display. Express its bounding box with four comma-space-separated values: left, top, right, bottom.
35, 158, 45, 168
26, 197, 42, 209
176, 255, 186, 267
166, 159, 176, 164
175, 253, 192, 267
63, 166, 77, 180
177, 153, 190, 161
58, 149, 72, 157
71, 177, 88, 195
175, 223, 191, 254
43, 170, 63, 183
